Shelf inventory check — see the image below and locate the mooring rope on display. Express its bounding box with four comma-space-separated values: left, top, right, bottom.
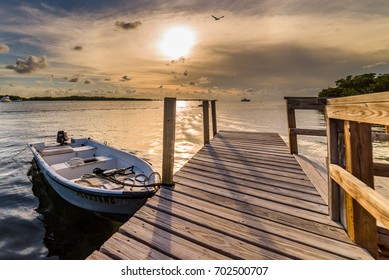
92, 167, 162, 188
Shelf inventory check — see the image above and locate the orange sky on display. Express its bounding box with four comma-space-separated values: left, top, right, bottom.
1, 1, 389, 100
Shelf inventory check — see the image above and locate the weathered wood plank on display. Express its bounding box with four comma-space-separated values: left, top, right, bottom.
194, 149, 305, 173
162, 97, 176, 186
211, 100, 217, 136
284, 97, 327, 110
188, 155, 311, 181
135, 207, 292, 260
175, 172, 324, 205
326, 118, 344, 221
343, 121, 378, 257
290, 128, 327, 137
203, 146, 292, 161
329, 164, 389, 230
154, 187, 349, 241
89, 131, 373, 260
147, 194, 372, 259
119, 217, 230, 260
326, 92, 389, 105
286, 104, 298, 154
99, 232, 173, 260
176, 165, 319, 196
294, 154, 328, 204
374, 162, 389, 177
202, 100, 210, 144
173, 175, 331, 223
326, 102, 389, 126
180, 160, 315, 188
86, 250, 113, 260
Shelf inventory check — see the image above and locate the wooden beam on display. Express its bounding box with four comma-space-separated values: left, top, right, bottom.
211, 100, 217, 137
387, 125, 389, 148
162, 97, 176, 187
290, 128, 327, 137
330, 164, 389, 230
343, 121, 378, 257
285, 100, 298, 154
371, 132, 389, 142
326, 92, 389, 105
326, 102, 389, 126
284, 97, 327, 110
374, 162, 389, 177
202, 100, 210, 145
327, 118, 344, 221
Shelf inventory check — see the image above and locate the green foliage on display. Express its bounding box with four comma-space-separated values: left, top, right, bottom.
318, 73, 389, 97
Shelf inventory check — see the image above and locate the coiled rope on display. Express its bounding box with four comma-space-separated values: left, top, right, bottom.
91, 167, 162, 188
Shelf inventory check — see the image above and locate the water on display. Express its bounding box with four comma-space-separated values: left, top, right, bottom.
0, 99, 333, 259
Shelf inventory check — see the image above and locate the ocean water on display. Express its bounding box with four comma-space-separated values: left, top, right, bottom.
0, 99, 330, 259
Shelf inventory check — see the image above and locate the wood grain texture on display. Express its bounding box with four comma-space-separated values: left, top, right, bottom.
89, 131, 374, 260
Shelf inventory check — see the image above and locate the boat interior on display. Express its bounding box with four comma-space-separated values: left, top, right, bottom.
37, 144, 155, 191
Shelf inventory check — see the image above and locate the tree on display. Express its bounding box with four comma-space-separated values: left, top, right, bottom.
318, 73, 389, 97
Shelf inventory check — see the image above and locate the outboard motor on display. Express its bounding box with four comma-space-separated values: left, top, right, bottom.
56, 131, 69, 145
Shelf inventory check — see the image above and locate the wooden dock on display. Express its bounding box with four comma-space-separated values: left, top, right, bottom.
88, 131, 374, 260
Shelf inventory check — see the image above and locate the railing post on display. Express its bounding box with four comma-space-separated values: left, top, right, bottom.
202, 100, 210, 144
285, 98, 298, 154
327, 118, 344, 221
211, 100, 217, 137
344, 121, 378, 258
162, 97, 176, 187
386, 125, 389, 148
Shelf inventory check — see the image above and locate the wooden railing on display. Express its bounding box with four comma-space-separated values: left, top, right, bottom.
326, 92, 389, 258
284, 97, 328, 154
162, 98, 217, 187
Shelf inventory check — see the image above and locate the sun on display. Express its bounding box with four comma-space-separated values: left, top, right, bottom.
159, 26, 195, 59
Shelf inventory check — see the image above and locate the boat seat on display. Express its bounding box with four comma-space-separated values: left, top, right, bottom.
51, 156, 117, 180
40, 146, 74, 156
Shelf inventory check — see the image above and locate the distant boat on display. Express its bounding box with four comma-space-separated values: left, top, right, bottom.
241, 98, 250, 102
29, 131, 161, 215
1, 96, 11, 102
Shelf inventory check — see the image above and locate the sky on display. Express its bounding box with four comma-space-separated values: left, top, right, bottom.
1, 0, 389, 100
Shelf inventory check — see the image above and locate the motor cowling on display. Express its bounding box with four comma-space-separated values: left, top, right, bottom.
56, 131, 69, 145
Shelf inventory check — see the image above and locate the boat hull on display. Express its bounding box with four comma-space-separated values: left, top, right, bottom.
38, 162, 148, 215
30, 137, 159, 216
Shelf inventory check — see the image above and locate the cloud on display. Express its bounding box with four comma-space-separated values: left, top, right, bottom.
72, 45, 83, 51
363, 62, 388, 69
0, 43, 10, 53
115, 20, 142, 30
198, 77, 211, 84
120, 75, 131, 81
65, 75, 81, 82
5, 55, 48, 73
68, 77, 79, 82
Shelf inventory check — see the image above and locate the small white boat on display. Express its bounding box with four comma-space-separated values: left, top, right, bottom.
29, 131, 161, 216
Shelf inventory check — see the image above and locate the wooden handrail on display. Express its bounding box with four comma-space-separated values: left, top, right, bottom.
284, 97, 328, 154
326, 91, 389, 258
161, 98, 218, 187
330, 164, 389, 229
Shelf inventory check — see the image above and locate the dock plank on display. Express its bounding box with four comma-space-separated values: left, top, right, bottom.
88, 131, 374, 260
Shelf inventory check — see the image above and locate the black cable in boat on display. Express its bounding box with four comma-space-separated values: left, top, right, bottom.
92, 167, 162, 188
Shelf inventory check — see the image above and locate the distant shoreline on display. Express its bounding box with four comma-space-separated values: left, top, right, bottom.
0, 95, 161, 101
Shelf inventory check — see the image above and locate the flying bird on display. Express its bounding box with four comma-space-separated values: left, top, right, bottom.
212, 15, 224, 20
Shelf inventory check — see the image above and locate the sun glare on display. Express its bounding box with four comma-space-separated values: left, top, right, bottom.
159, 26, 195, 59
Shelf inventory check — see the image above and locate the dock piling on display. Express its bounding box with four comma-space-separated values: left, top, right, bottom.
162, 97, 176, 187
